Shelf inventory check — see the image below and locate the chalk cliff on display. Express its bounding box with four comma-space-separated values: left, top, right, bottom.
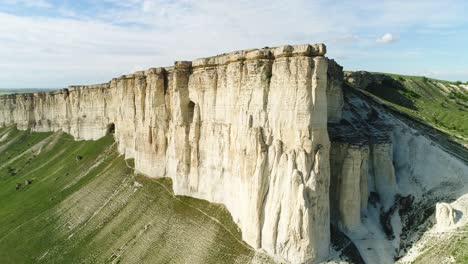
0, 44, 344, 264
2, 45, 467, 264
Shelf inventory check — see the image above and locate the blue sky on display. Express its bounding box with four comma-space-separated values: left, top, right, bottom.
1, 0, 467, 88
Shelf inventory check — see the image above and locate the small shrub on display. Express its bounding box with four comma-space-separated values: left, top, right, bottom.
455, 81, 462, 85
422, 76, 428, 82
7, 166, 16, 176
397, 76, 405, 82
449, 91, 468, 101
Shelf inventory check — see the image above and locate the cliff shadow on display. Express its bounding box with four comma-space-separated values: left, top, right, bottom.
106, 123, 115, 134
188, 101, 195, 124
365, 77, 419, 110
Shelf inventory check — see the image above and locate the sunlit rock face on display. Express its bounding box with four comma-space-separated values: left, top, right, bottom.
435, 202, 456, 228
0, 44, 345, 264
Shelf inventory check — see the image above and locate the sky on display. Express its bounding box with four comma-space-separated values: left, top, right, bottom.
0, 0, 467, 88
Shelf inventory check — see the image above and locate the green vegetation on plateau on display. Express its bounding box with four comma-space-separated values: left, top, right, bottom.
0, 88, 54, 96
361, 73, 468, 144
0, 126, 272, 264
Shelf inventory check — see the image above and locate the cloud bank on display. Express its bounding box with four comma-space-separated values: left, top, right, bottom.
0, 0, 467, 87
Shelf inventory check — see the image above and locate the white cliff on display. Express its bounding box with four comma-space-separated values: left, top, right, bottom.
3, 46, 466, 264
0, 43, 342, 264
330, 143, 369, 232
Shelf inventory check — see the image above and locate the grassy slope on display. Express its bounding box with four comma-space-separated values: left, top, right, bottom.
411, 224, 468, 264
0, 126, 274, 264
362, 73, 468, 144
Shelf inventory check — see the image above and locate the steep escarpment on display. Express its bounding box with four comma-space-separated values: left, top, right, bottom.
2, 45, 467, 264
0, 44, 342, 264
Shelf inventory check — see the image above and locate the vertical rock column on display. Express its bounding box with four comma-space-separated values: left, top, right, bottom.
167, 61, 193, 194
113, 74, 139, 157
369, 142, 398, 210
330, 143, 369, 232
326, 60, 344, 123
13, 94, 35, 130
134, 68, 169, 177
185, 49, 275, 250
261, 45, 331, 264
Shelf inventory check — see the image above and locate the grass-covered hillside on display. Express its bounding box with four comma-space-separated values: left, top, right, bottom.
0, 126, 274, 264
410, 224, 468, 264
346, 72, 468, 144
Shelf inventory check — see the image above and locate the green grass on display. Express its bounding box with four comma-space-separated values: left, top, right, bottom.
358, 73, 468, 144
372, 72, 456, 84
412, 225, 468, 264
0, 126, 273, 264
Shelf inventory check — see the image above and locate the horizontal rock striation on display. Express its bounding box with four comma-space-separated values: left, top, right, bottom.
0, 44, 344, 264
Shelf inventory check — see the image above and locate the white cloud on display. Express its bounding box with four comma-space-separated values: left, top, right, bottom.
376, 33, 399, 44
1, 0, 468, 87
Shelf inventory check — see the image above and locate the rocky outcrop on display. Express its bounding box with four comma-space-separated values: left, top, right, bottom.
0, 44, 344, 264
435, 203, 456, 228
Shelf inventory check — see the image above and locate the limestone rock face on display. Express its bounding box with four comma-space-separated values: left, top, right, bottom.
343, 71, 391, 91
0, 44, 343, 264
328, 84, 399, 235
329, 140, 399, 233
330, 143, 369, 232
326, 60, 344, 123
435, 202, 456, 228
369, 143, 398, 210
